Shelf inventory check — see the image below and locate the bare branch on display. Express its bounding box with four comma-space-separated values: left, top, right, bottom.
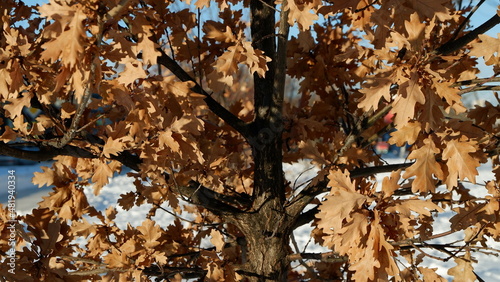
175, 180, 249, 214
156, 50, 252, 139
459, 85, 500, 95
452, 77, 500, 87
0, 142, 95, 161
435, 13, 500, 55
288, 251, 347, 263
450, 0, 486, 41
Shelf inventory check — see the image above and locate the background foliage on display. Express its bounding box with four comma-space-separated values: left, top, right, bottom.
1, 0, 500, 280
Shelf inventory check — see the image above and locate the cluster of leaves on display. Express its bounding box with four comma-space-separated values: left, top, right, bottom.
0, 0, 500, 280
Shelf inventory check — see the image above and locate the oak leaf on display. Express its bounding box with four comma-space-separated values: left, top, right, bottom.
358, 75, 393, 111
285, 0, 320, 31
447, 252, 476, 282
40, 3, 87, 68
404, 13, 425, 51
91, 160, 114, 194
403, 138, 444, 193
210, 229, 225, 252
389, 121, 421, 146
102, 137, 125, 158
392, 70, 425, 127
381, 169, 402, 197
104, 248, 129, 268
407, 0, 451, 21
317, 170, 370, 231
137, 219, 163, 249
418, 267, 446, 282
4, 92, 33, 118
118, 192, 137, 211
442, 139, 480, 188
469, 34, 500, 63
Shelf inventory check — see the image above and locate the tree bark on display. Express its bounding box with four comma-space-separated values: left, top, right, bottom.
233, 0, 291, 280
230, 202, 292, 282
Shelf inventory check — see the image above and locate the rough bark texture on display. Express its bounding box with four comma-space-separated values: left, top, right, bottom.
238, 0, 290, 280
230, 207, 292, 282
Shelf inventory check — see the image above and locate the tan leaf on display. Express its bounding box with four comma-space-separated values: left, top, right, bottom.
91, 160, 114, 194
469, 34, 500, 63
241, 41, 271, 78
381, 169, 402, 197
385, 198, 443, 218
317, 170, 370, 231
389, 121, 421, 146
137, 219, 163, 249
4, 92, 33, 118
205, 24, 237, 43
285, 0, 320, 31
104, 248, 128, 268
32, 166, 55, 188
442, 139, 480, 188
404, 13, 425, 51
447, 252, 476, 282
210, 229, 225, 252
358, 75, 393, 111
118, 61, 148, 86
403, 138, 444, 193
418, 267, 447, 282
40, 5, 87, 68
136, 32, 161, 65
102, 137, 125, 158
432, 79, 464, 112
393, 70, 425, 127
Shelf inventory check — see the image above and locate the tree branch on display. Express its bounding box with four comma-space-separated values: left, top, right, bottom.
459, 85, 500, 94
0, 142, 96, 161
287, 251, 347, 263
452, 77, 500, 87
435, 13, 500, 55
450, 0, 486, 42
287, 162, 414, 223
156, 50, 251, 139
175, 180, 250, 214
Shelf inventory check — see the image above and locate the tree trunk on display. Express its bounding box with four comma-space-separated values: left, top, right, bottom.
230, 198, 292, 281
237, 0, 291, 280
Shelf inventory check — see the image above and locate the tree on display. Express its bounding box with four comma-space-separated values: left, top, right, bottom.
1, 0, 500, 280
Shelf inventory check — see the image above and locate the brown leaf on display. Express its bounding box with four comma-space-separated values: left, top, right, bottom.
137, 219, 163, 249
447, 252, 476, 282
102, 137, 125, 158
91, 160, 114, 194
210, 229, 225, 252
418, 267, 446, 282
359, 75, 393, 111
285, 0, 320, 31
442, 139, 480, 188
403, 138, 444, 193
4, 92, 32, 118
317, 170, 370, 231
389, 121, 421, 146
393, 70, 425, 127
469, 34, 500, 63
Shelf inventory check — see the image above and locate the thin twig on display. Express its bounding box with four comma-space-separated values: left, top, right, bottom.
451, 0, 486, 41
290, 233, 319, 279
445, 223, 487, 261
354, 0, 379, 13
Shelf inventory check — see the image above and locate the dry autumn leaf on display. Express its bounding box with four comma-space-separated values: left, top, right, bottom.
2, 0, 500, 280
